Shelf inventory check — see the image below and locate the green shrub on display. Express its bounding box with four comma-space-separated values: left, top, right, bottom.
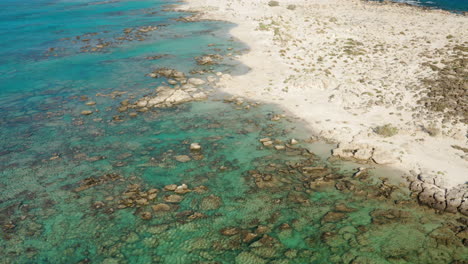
268, 1, 279, 7
374, 124, 398, 137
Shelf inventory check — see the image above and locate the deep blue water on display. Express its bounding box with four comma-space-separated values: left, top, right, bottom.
376, 0, 468, 12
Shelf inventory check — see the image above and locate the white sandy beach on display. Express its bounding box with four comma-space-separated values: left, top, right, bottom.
179, 0, 467, 191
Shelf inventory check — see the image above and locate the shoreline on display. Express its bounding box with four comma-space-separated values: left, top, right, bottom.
178, 0, 468, 213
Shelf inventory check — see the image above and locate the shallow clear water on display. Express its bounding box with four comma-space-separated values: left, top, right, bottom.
0, 0, 467, 263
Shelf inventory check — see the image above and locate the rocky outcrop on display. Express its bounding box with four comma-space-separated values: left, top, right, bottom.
408, 173, 467, 216
195, 54, 223, 65
134, 86, 207, 109
332, 142, 399, 164
148, 68, 186, 81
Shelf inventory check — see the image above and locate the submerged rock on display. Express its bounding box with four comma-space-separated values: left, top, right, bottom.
220, 227, 240, 236
242, 232, 258, 243
81, 110, 93, 115
321, 211, 347, 223
235, 251, 267, 264
164, 195, 184, 203
141, 211, 152, 220
152, 203, 171, 212
190, 143, 201, 151
199, 194, 222, 210
188, 78, 206, 86
175, 155, 191, 162
174, 184, 190, 194
164, 184, 177, 191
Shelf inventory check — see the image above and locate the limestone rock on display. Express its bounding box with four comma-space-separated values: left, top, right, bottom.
190, 143, 201, 151
199, 194, 222, 210
165, 90, 191, 104
322, 211, 347, 223
164, 195, 183, 203
354, 148, 373, 160
188, 78, 206, 86
372, 148, 399, 164
174, 184, 190, 194
141, 211, 152, 220
235, 252, 266, 264
444, 186, 465, 213
191, 92, 207, 100
220, 227, 240, 236
175, 155, 191, 162
152, 203, 171, 212
164, 184, 177, 191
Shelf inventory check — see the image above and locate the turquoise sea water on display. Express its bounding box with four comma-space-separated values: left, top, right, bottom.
0, 0, 467, 263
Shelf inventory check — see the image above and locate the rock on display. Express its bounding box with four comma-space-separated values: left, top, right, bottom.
220, 227, 240, 236
148, 193, 157, 200
164, 194, 183, 203
256, 226, 269, 234
290, 139, 298, 145
135, 198, 148, 205
242, 232, 258, 243
372, 149, 399, 164
152, 203, 171, 212
197, 56, 213, 65
187, 212, 206, 220
151, 68, 186, 81
190, 143, 201, 151
274, 145, 285, 150
165, 90, 192, 104
235, 252, 266, 264
136, 100, 148, 107
188, 78, 206, 86
164, 184, 178, 191
418, 184, 446, 210
259, 138, 271, 142
409, 180, 423, 193
335, 203, 357, 212
459, 200, 468, 216
148, 188, 158, 194
174, 184, 190, 194
167, 79, 178, 85
175, 155, 191, 162
191, 92, 207, 100
354, 148, 373, 160
141, 212, 152, 220
199, 194, 222, 210
371, 209, 411, 225
81, 110, 93, 115
445, 188, 464, 213
262, 141, 273, 146
332, 148, 354, 159
85, 101, 96, 106
321, 211, 347, 223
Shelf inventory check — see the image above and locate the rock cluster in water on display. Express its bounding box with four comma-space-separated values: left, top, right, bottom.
408, 173, 468, 216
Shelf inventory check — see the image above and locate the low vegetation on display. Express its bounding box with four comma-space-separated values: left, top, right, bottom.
268, 1, 279, 7
374, 124, 399, 137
